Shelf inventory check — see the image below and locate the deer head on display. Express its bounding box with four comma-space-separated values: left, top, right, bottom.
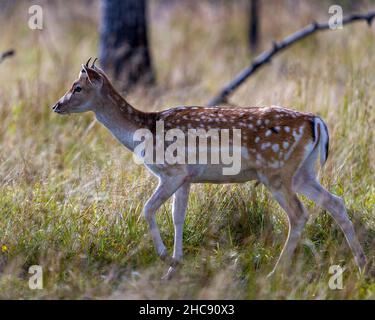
52, 58, 107, 114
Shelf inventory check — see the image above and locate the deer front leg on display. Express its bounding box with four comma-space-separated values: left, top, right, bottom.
143, 176, 187, 262
163, 182, 190, 280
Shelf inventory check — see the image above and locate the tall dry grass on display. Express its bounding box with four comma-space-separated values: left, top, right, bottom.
0, 0, 374, 299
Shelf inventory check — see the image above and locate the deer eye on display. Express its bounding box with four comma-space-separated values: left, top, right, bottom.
74, 86, 82, 93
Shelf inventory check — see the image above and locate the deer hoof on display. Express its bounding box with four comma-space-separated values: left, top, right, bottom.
161, 266, 177, 281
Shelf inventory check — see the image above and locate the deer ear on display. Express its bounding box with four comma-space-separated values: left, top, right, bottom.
84, 67, 103, 88
79, 65, 88, 78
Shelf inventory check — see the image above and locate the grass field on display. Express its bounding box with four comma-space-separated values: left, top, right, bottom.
0, 0, 374, 299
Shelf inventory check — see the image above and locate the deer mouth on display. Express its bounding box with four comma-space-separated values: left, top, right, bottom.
52, 103, 66, 114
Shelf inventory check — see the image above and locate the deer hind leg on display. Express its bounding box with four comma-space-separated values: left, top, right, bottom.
163, 182, 190, 280
265, 177, 309, 277
143, 176, 187, 262
295, 172, 366, 272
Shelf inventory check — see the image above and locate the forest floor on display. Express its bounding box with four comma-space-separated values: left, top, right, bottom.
0, 0, 374, 299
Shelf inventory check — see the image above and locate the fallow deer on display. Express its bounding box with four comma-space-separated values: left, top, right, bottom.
52, 59, 366, 279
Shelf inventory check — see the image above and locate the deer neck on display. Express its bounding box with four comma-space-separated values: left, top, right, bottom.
93, 90, 153, 152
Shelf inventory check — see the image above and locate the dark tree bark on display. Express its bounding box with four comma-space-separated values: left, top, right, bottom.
99, 0, 155, 90
208, 10, 375, 106
0, 49, 15, 65
249, 0, 259, 53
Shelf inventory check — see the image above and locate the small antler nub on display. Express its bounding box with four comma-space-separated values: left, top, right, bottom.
85, 57, 92, 68
92, 58, 98, 68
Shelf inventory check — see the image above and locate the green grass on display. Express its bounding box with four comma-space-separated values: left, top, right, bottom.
0, 0, 374, 299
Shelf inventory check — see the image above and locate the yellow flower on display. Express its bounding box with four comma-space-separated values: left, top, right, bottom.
1, 245, 8, 253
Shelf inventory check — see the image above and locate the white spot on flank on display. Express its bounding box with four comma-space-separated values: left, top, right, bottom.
255, 136, 260, 143
265, 119, 270, 125
268, 161, 280, 169
257, 120, 262, 125
248, 124, 254, 129
284, 124, 305, 160
272, 144, 279, 152
265, 130, 272, 137
293, 125, 304, 140
242, 148, 250, 160
284, 126, 290, 132
261, 142, 271, 150
283, 141, 289, 149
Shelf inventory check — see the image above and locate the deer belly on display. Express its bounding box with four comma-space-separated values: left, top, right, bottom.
189, 164, 258, 183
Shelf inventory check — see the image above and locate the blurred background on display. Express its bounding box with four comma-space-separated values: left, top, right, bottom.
0, 0, 374, 299
1, 0, 375, 106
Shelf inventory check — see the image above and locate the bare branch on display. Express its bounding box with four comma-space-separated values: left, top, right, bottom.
0, 49, 15, 65
207, 11, 375, 107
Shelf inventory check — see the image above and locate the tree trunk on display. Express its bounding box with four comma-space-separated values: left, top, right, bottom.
249, 0, 259, 53
99, 0, 154, 90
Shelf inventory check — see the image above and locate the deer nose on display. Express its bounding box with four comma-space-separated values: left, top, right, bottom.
52, 102, 61, 113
